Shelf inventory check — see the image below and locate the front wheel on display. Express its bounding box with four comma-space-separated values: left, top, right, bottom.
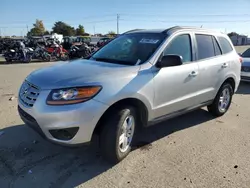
24, 55, 32, 63
207, 83, 233, 117
60, 53, 69, 61
100, 106, 137, 163
5, 58, 12, 63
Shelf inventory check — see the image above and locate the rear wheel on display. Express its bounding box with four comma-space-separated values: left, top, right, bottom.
100, 106, 137, 163
207, 83, 233, 117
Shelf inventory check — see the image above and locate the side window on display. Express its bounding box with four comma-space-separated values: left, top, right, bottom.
212, 36, 222, 56
163, 34, 192, 63
196, 34, 215, 60
217, 36, 233, 54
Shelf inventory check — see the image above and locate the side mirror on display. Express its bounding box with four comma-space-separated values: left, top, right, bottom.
238, 53, 242, 56
156, 55, 183, 68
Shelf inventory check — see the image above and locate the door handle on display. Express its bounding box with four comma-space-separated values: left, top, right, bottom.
189, 71, 198, 77
222, 63, 228, 68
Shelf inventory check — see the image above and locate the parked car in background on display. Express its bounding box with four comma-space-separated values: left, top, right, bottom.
97, 37, 112, 47
18, 26, 241, 163
239, 48, 250, 82
74, 36, 91, 46
62, 36, 76, 50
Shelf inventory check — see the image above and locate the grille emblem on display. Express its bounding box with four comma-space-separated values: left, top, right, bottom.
22, 85, 30, 97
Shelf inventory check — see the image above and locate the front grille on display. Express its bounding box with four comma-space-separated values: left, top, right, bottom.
241, 66, 250, 72
19, 80, 40, 107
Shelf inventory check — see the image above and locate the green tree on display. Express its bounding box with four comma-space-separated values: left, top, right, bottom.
227, 32, 239, 38
52, 21, 75, 36
27, 19, 46, 36
44, 31, 50, 35
75, 25, 85, 36
108, 31, 116, 35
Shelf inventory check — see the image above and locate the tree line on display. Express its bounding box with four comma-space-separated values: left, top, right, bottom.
27, 19, 116, 37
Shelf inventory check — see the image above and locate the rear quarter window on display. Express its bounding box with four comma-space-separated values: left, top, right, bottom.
217, 36, 233, 54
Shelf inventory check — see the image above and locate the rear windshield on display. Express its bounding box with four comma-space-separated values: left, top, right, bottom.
91, 33, 166, 65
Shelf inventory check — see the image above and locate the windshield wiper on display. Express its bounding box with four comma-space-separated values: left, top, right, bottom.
92, 57, 135, 65
93, 57, 115, 63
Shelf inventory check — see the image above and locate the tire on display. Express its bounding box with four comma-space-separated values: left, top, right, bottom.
43, 54, 51, 62
25, 57, 31, 63
100, 106, 137, 163
5, 58, 12, 63
207, 83, 233, 117
60, 53, 69, 61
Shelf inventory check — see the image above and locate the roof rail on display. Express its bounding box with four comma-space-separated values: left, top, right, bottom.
162, 26, 201, 34
122, 29, 145, 34
162, 26, 182, 34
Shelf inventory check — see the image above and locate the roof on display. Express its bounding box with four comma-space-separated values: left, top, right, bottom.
123, 26, 222, 35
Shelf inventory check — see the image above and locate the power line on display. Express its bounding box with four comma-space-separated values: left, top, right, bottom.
120, 19, 250, 23
0, 14, 116, 25
84, 19, 116, 24
121, 13, 250, 17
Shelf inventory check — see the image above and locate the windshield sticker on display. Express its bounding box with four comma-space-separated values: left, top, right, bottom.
139, 39, 159, 44
135, 59, 141, 65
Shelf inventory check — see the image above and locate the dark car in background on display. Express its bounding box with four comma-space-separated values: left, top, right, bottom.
73, 36, 91, 46
240, 48, 250, 82
97, 37, 112, 47
62, 36, 76, 50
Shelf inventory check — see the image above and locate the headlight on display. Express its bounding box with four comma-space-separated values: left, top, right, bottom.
46, 86, 102, 105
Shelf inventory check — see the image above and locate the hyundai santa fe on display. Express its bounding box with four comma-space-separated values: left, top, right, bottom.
18, 26, 241, 163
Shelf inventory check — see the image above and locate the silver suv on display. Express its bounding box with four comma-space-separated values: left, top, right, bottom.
18, 26, 241, 163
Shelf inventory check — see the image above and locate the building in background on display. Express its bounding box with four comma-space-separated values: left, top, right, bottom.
230, 35, 248, 46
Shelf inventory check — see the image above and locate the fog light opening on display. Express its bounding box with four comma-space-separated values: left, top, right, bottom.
49, 127, 79, 141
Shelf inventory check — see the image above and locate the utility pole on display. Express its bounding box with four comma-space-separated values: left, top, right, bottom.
26, 25, 29, 35
117, 14, 120, 34
93, 25, 95, 35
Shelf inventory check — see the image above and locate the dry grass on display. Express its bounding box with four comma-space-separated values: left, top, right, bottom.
235, 45, 250, 53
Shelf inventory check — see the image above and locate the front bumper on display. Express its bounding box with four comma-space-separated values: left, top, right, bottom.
18, 89, 109, 146
241, 71, 250, 82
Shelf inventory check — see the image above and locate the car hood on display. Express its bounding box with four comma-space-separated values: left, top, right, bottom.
242, 57, 250, 66
26, 59, 140, 90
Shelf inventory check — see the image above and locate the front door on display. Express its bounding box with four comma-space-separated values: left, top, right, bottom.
152, 33, 200, 118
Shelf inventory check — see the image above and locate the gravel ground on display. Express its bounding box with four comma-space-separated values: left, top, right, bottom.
0, 60, 250, 188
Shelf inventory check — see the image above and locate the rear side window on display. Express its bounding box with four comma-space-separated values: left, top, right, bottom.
195, 34, 215, 60
217, 36, 233, 54
212, 37, 222, 56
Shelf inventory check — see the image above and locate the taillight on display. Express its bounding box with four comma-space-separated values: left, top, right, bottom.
239, 56, 243, 63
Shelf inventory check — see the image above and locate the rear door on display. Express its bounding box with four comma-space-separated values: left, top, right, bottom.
194, 34, 226, 103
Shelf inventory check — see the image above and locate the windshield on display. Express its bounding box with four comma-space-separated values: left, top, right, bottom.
91, 33, 165, 65
242, 48, 250, 58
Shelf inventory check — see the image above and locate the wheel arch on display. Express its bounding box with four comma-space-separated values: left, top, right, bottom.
222, 76, 236, 93
93, 98, 149, 135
